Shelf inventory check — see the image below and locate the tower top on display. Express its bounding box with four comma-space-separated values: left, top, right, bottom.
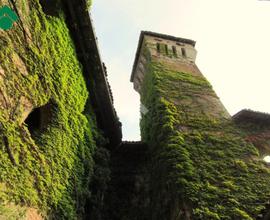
130, 31, 196, 82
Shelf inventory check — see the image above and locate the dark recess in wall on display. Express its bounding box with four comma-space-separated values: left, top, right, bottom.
25, 102, 53, 135
39, 0, 60, 16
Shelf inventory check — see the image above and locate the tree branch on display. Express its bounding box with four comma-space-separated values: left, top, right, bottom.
3, 136, 16, 165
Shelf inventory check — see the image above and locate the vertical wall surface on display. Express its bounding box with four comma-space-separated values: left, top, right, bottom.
131, 32, 270, 220
2, 1, 270, 219
0, 0, 111, 219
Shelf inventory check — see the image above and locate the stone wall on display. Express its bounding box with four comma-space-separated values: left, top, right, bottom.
132, 32, 270, 219
0, 0, 108, 219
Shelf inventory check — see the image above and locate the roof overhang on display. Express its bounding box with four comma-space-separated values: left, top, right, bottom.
64, 0, 122, 147
233, 109, 270, 126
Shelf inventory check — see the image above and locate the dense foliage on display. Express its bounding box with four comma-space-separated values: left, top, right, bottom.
140, 58, 270, 219
0, 0, 100, 218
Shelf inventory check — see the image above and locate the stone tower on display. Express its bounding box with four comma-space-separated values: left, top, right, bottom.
127, 31, 270, 220
131, 31, 230, 120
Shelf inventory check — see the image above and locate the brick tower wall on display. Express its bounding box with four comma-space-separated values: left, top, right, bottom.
131, 32, 270, 220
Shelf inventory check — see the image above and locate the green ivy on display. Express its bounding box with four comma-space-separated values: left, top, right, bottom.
0, 0, 102, 218
140, 58, 270, 219
86, 0, 92, 9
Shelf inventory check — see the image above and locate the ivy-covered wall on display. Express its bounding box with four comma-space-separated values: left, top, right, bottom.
0, 0, 107, 219
140, 51, 270, 219
2, 1, 270, 219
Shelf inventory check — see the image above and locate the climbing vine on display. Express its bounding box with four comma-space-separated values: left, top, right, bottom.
0, 0, 100, 219
140, 59, 270, 219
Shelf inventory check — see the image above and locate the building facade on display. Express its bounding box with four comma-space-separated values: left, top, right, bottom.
129, 31, 270, 220
1, 1, 270, 219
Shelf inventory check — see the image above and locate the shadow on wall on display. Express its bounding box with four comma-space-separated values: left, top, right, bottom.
39, 0, 60, 16
24, 102, 54, 138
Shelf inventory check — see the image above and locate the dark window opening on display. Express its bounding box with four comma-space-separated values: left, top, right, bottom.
25, 102, 54, 136
39, 0, 60, 16
156, 43, 160, 53
172, 46, 177, 57
181, 48, 187, 58
165, 44, 169, 55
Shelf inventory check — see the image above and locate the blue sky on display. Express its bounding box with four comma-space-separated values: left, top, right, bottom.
92, 0, 270, 140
